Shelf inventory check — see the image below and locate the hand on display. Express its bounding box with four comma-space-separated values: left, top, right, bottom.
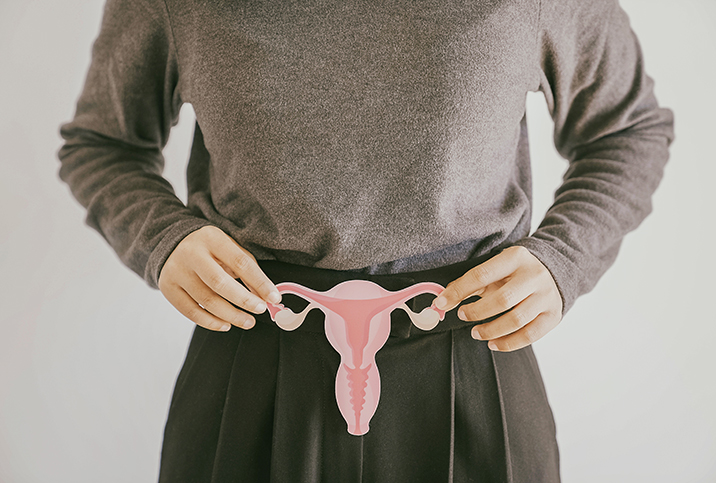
158, 225, 281, 332
433, 246, 563, 352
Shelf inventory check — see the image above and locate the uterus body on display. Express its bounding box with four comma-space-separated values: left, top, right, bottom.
267, 280, 446, 436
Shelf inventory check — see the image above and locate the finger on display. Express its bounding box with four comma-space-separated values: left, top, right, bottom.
470, 293, 543, 340
215, 258, 238, 279
434, 248, 523, 311
458, 273, 538, 322
209, 233, 281, 304
184, 273, 256, 329
194, 256, 269, 314
162, 282, 232, 332
485, 312, 561, 352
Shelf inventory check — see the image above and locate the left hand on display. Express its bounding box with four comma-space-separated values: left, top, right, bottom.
433, 246, 563, 352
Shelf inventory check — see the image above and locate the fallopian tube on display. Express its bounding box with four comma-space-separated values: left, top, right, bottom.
267, 280, 446, 436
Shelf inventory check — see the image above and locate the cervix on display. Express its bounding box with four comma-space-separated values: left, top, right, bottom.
267, 280, 446, 436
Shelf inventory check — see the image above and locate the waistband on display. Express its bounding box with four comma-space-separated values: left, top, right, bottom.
254, 249, 502, 338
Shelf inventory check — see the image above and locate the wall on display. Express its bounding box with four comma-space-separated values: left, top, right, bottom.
0, 1, 713, 481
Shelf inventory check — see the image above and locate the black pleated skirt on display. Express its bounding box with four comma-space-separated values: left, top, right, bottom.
158, 257, 560, 482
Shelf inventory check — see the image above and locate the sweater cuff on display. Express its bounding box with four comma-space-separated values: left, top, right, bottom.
144, 217, 216, 290
512, 236, 580, 317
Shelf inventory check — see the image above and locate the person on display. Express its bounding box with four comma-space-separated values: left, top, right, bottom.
58, 0, 674, 481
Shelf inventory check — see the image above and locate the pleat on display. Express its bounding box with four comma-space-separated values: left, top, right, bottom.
269, 328, 364, 483
490, 348, 561, 483
452, 325, 510, 483
159, 326, 251, 482
361, 331, 454, 483
448, 329, 456, 483
209, 321, 280, 482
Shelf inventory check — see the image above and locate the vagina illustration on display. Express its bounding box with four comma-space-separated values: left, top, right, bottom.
267, 280, 447, 436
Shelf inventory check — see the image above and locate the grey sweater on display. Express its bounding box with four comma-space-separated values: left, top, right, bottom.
58, 0, 674, 315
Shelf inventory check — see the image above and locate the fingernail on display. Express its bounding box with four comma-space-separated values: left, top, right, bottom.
471, 327, 481, 339
434, 296, 447, 310
457, 308, 467, 321
488, 341, 499, 351
219, 324, 231, 332
255, 301, 267, 313
268, 291, 281, 304
243, 319, 255, 330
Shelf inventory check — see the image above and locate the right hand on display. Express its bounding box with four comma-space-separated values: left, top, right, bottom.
158, 225, 281, 332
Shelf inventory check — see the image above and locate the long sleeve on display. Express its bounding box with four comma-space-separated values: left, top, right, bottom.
514, 0, 675, 314
58, 0, 213, 289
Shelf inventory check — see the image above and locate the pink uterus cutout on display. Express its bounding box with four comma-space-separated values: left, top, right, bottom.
267, 280, 446, 436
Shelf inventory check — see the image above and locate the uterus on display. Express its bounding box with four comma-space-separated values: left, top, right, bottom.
267, 279, 446, 436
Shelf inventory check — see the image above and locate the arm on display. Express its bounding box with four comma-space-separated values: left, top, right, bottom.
58, 0, 211, 289
514, 0, 675, 315
58, 0, 280, 331
435, 0, 674, 350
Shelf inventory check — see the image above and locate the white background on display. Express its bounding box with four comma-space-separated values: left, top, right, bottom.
1, 0, 714, 481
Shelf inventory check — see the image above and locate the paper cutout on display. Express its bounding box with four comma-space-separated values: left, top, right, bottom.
267, 280, 446, 435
